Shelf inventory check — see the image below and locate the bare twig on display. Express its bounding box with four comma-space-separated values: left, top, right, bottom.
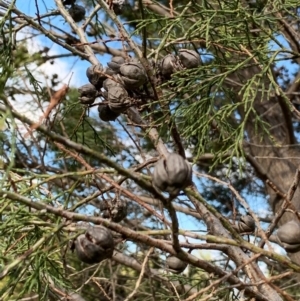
25, 84, 69, 137
123, 247, 154, 301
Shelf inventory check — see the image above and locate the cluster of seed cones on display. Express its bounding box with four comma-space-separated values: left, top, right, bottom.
77, 49, 201, 122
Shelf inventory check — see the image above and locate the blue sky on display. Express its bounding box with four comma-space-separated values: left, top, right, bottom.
15, 0, 116, 87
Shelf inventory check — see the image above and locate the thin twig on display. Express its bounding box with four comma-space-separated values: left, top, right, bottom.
123, 247, 153, 301
25, 84, 69, 137
194, 171, 274, 251
183, 253, 262, 301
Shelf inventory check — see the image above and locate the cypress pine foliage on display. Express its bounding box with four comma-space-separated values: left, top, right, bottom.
1, 0, 300, 300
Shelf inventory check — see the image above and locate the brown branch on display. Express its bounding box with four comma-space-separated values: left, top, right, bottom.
25, 84, 69, 137
0, 191, 278, 301
54, 141, 171, 227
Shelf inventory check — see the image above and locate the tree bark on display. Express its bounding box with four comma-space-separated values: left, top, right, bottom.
227, 64, 300, 269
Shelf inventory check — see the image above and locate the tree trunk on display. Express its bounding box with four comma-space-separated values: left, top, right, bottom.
227, 64, 300, 268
